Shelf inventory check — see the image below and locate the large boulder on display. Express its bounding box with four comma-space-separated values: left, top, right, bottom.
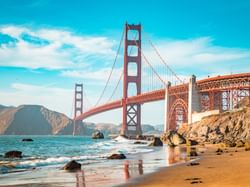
149, 137, 163, 146
161, 131, 186, 146
63, 160, 81, 171
92, 131, 104, 139
107, 153, 126, 159
4, 151, 22, 158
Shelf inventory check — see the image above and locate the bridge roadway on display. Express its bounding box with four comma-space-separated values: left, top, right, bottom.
75, 73, 250, 121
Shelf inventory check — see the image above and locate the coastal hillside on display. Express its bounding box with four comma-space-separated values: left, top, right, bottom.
0, 105, 162, 135
0, 105, 83, 135
178, 97, 250, 144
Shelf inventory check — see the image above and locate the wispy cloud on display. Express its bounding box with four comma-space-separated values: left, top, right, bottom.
0, 83, 74, 117
0, 25, 116, 70
143, 37, 250, 76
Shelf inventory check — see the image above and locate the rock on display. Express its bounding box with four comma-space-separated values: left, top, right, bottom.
63, 160, 81, 171
22, 138, 33, 142
4, 151, 22, 158
149, 137, 163, 146
189, 149, 198, 157
92, 131, 104, 139
107, 153, 126, 159
136, 135, 144, 140
134, 141, 147, 144
245, 140, 250, 151
216, 148, 223, 153
161, 131, 185, 146
176, 105, 250, 145
223, 139, 236, 147
236, 140, 245, 147
186, 139, 199, 146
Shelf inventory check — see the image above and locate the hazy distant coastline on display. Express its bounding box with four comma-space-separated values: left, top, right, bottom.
0, 104, 162, 136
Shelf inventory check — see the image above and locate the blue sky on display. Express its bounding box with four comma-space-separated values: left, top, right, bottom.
0, 0, 250, 125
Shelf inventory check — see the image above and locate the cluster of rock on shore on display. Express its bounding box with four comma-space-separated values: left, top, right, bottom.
161, 98, 250, 150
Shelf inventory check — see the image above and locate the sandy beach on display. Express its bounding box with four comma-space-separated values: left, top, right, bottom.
123, 145, 250, 187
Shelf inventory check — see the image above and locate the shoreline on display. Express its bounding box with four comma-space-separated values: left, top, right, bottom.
0, 144, 190, 187
122, 144, 250, 187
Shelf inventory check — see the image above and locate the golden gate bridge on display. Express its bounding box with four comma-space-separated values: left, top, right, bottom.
72, 23, 250, 137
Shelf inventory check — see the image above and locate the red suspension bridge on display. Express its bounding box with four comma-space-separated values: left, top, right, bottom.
73, 23, 250, 136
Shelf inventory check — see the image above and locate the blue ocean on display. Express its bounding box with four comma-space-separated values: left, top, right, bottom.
0, 136, 153, 172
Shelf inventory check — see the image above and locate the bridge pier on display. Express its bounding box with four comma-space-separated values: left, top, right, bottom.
188, 75, 201, 124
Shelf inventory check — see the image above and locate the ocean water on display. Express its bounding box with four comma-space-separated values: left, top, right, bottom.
0, 135, 153, 174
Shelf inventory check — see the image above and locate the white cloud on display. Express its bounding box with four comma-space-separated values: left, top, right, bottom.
143, 36, 250, 68
0, 25, 116, 70
61, 67, 122, 82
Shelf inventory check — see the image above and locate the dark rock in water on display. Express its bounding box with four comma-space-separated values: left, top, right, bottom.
92, 131, 104, 139
136, 135, 144, 140
107, 153, 126, 159
161, 131, 186, 146
4, 151, 22, 158
22, 138, 33, 142
134, 141, 147, 144
149, 137, 163, 146
63, 160, 81, 171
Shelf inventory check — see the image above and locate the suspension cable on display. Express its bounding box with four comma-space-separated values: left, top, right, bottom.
94, 29, 125, 106
106, 29, 139, 103
108, 72, 123, 102
143, 30, 185, 84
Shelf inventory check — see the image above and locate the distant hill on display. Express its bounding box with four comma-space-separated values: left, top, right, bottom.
0, 105, 83, 135
0, 105, 162, 136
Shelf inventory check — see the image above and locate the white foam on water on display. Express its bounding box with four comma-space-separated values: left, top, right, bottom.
2, 137, 153, 170
15, 155, 100, 169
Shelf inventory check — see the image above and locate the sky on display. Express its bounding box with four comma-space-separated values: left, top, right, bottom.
0, 0, 250, 125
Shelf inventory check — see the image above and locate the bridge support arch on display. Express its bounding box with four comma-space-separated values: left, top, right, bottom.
121, 23, 142, 137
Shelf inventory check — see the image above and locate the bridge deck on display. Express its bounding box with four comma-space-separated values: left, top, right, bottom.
75, 73, 250, 121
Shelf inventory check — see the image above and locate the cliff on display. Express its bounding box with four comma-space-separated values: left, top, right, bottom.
178, 97, 250, 144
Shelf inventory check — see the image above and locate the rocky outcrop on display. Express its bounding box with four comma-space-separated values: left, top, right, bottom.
92, 131, 104, 139
149, 137, 163, 146
107, 153, 126, 159
178, 101, 250, 146
161, 131, 186, 146
63, 160, 81, 171
4, 151, 22, 158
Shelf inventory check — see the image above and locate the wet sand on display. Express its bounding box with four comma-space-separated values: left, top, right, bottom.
123, 145, 250, 187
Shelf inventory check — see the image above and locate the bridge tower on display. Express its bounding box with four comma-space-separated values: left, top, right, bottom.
121, 23, 142, 137
73, 83, 83, 136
